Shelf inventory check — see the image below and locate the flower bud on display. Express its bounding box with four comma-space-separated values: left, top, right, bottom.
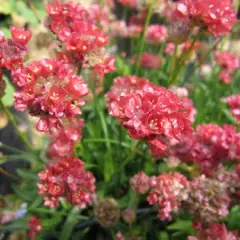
121, 208, 136, 224
95, 198, 120, 227
168, 22, 190, 44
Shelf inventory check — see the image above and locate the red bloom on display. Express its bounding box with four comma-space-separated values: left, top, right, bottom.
173, 0, 237, 36
225, 95, 240, 124
0, 27, 31, 70
28, 216, 42, 239
146, 25, 168, 45
139, 52, 161, 69
13, 59, 89, 132
106, 77, 193, 155
117, 0, 137, 9
130, 171, 150, 194
38, 157, 96, 208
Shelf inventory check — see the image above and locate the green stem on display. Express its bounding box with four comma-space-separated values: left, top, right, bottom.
169, 33, 200, 85
120, 140, 144, 170
135, 0, 155, 75
168, 44, 178, 84
0, 100, 35, 154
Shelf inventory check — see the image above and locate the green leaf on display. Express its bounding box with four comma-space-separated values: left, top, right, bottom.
16, 1, 38, 24
167, 220, 192, 231
228, 206, 240, 230
2, 76, 15, 107
17, 169, 39, 180
0, 2, 11, 15
0, 217, 28, 231
60, 208, 79, 240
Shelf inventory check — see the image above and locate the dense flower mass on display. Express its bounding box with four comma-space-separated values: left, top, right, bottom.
166, 124, 240, 174
45, 1, 115, 75
0, 27, 31, 70
48, 118, 84, 158
215, 51, 239, 84
106, 76, 193, 155
139, 52, 162, 69
38, 157, 96, 208
225, 95, 240, 124
173, 0, 237, 36
146, 25, 168, 45
12, 59, 89, 132
28, 216, 42, 239
189, 222, 239, 240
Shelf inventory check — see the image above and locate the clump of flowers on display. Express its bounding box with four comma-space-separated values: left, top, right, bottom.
106, 76, 193, 155
137, 52, 162, 69
45, 1, 115, 75
38, 157, 96, 208
173, 0, 237, 36
225, 95, 240, 124
215, 51, 239, 84
166, 124, 240, 175
12, 59, 89, 132
146, 25, 168, 45
189, 222, 239, 240
28, 216, 42, 239
0, 27, 31, 70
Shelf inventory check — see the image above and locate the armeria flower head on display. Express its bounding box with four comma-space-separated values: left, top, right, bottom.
12, 58, 89, 132
139, 52, 162, 69
28, 216, 42, 239
173, 0, 237, 36
225, 95, 240, 124
146, 25, 168, 45
189, 222, 239, 240
167, 124, 240, 175
48, 118, 84, 158
0, 27, 31, 70
130, 171, 150, 194
118, 0, 138, 9
38, 156, 96, 208
183, 175, 230, 223
45, 1, 115, 75
147, 172, 188, 220
106, 76, 193, 156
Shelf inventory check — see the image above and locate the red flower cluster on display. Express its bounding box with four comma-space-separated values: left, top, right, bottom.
48, 118, 84, 158
38, 157, 96, 208
139, 52, 162, 69
225, 94, 240, 124
28, 216, 42, 239
117, 0, 137, 9
12, 59, 89, 132
215, 51, 239, 84
106, 76, 193, 155
167, 124, 240, 175
45, 1, 115, 75
131, 171, 188, 220
0, 27, 31, 70
189, 222, 239, 240
173, 0, 237, 36
146, 25, 168, 45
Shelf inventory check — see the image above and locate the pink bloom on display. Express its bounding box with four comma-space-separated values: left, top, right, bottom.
118, 0, 137, 9
130, 171, 150, 194
173, 0, 237, 36
139, 52, 161, 69
12, 59, 89, 132
28, 216, 42, 239
225, 95, 240, 124
38, 157, 96, 208
146, 25, 168, 45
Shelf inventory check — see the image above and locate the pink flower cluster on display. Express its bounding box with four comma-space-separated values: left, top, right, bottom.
12, 59, 89, 133
131, 168, 233, 223
131, 171, 188, 220
167, 124, 240, 175
146, 25, 168, 45
117, 0, 137, 9
0, 27, 31, 70
135, 52, 162, 69
106, 76, 193, 156
38, 156, 96, 208
225, 95, 240, 124
45, 1, 115, 76
189, 222, 239, 240
28, 216, 42, 239
48, 118, 84, 158
173, 0, 237, 36
215, 51, 239, 84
